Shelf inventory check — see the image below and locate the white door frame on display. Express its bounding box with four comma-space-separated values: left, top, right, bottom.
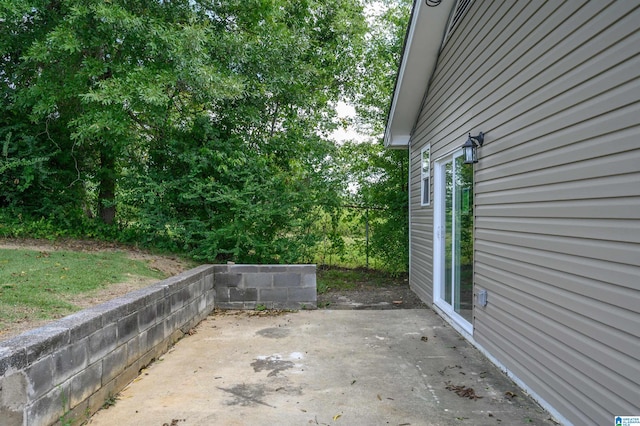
433, 150, 473, 335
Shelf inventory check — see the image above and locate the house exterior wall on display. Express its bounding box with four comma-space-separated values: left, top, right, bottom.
408, 1, 640, 425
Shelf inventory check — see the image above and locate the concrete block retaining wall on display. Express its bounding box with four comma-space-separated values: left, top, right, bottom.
213, 264, 317, 310
0, 264, 315, 426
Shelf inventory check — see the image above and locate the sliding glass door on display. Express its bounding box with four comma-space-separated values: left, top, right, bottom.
434, 151, 474, 333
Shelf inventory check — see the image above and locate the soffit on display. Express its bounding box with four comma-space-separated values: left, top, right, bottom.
384, 0, 456, 148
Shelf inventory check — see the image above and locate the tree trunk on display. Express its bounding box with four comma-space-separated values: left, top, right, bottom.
98, 149, 116, 225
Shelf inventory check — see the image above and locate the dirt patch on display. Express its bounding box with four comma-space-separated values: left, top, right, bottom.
317, 283, 427, 310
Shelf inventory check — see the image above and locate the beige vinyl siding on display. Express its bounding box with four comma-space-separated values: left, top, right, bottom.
408, 0, 640, 424
409, 147, 432, 301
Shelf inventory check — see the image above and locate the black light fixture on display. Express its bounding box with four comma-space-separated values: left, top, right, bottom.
462, 132, 484, 164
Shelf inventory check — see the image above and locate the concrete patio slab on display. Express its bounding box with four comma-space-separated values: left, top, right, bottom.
87, 309, 557, 426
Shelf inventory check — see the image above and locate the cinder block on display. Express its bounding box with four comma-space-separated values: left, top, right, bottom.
215, 286, 230, 302
126, 336, 140, 368
53, 339, 88, 384
215, 273, 242, 288
190, 280, 204, 298
169, 329, 184, 344
196, 295, 207, 314
0, 406, 22, 426
164, 313, 179, 339
206, 289, 216, 308
156, 298, 169, 319
204, 273, 214, 290
88, 375, 117, 416
60, 397, 90, 426
88, 323, 117, 365
229, 288, 257, 302
187, 281, 201, 300
113, 293, 146, 319
116, 313, 139, 346
54, 310, 103, 342
245, 273, 273, 289
301, 273, 317, 288
69, 361, 102, 407
114, 362, 140, 392
25, 355, 53, 400
138, 303, 157, 333
102, 345, 127, 385
298, 265, 316, 274
177, 301, 199, 329
184, 264, 214, 276
140, 285, 165, 305
273, 273, 300, 288
11, 326, 70, 364
25, 382, 66, 426
287, 287, 317, 303
140, 322, 164, 354
229, 265, 259, 273
0, 346, 27, 377
174, 270, 201, 288
98, 300, 133, 326
258, 265, 289, 273
1, 371, 28, 410
169, 286, 191, 313
258, 288, 288, 302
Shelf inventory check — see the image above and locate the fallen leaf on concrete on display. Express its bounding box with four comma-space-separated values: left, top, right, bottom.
504, 391, 518, 400
333, 413, 342, 421
445, 382, 483, 400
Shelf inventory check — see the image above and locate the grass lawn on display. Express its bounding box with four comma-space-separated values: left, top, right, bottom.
0, 248, 167, 333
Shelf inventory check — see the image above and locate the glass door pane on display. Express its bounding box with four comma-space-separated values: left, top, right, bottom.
454, 156, 473, 323
444, 161, 453, 305
435, 152, 474, 330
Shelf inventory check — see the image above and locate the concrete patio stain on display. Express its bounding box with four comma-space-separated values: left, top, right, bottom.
87, 309, 558, 426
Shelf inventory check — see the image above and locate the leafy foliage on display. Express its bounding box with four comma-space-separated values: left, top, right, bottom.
337, 0, 411, 273
1, 0, 412, 272
1, 0, 367, 263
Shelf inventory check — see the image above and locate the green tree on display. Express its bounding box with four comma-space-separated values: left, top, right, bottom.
338, 0, 411, 273
125, 0, 367, 262
1, 0, 366, 263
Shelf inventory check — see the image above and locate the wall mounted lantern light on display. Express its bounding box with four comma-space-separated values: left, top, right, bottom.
462, 132, 484, 164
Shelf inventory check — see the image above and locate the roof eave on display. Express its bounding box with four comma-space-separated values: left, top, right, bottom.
383, 0, 456, 149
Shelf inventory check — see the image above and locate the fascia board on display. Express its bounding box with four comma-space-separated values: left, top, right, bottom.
384, 0, 455, 149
